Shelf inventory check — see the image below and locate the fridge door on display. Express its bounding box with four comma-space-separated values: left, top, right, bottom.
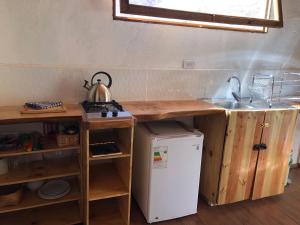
148, 135, 203, 223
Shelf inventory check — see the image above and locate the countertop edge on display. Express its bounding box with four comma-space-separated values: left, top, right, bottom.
0, 100, 299, 124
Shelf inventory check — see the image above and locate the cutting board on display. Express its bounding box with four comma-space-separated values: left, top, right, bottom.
20, 106, 67, 114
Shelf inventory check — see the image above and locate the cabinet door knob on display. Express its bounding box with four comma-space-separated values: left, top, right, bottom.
260, 123, 270, 128
253, 144, 261, 151
260, 143, 267, 150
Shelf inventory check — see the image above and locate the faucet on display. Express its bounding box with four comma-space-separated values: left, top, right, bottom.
227, 76, 241, 102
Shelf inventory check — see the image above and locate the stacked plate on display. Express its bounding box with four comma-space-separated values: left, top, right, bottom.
38, 180, 71, 200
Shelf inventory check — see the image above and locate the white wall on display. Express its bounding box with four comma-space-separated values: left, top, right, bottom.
0, 0, 300, 162
0, 0, 300, 104
1, 0, 300, 69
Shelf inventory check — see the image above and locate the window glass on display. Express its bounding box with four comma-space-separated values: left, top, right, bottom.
115, 0, 283, 32
129, 0, 269, 19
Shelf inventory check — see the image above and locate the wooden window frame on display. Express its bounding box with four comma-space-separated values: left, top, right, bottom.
116, 0, 283, 29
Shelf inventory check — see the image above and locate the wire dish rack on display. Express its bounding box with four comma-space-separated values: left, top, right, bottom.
248, 72, 300, 106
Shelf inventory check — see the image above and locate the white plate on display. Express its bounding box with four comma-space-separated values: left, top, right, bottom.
38, 180, 71, 200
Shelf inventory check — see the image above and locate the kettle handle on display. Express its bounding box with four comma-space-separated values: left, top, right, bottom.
91, 71, 112, 88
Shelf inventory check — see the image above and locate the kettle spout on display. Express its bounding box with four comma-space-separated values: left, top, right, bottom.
83, 80, 91, 90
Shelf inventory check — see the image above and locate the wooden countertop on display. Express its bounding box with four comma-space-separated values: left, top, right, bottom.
289, 101, 300, 111
2, 100, 297, 124
0, 104, 83, 124
122, 100, 225, 122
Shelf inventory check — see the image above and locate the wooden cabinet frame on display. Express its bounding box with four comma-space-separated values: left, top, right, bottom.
82, 118, 134, 225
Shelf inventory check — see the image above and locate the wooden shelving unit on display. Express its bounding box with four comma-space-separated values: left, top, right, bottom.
83, 118, 134, 225
0, 157, 80, 186
0, 105, 83, 225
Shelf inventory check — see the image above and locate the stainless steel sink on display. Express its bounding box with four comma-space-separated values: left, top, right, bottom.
213, 100, 295, 110
214, 101, 255, 109
250, 102, 295, 109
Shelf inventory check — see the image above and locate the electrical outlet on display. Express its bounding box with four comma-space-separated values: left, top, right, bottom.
183, 60, 196, 69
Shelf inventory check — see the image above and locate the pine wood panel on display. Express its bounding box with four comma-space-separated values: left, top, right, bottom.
0, 104, 82, 124
218, 110, 265, 205
118, 196, 130, 225
122, 100, 224, 122
82, 128, 89, 225
252, 109, 298, 199
90, 198, 126, 225
85, 118, 133, 130
89, 163, 129, 201
0, 202, 81, 225
194, 112, 227, 205
78, 126, 84, 221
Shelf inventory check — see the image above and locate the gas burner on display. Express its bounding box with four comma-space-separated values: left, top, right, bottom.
81, 101, 131, 119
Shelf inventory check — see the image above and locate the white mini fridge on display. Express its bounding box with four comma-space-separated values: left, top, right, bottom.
132, 121, 203, 223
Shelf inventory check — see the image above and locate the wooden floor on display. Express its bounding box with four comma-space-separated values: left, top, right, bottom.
131, 168, 300, 225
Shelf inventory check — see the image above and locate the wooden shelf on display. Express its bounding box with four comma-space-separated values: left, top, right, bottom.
0, 202, 81, 225
0, 157, 80, 186
90, 198, 127, 225
0, 104, 82, 124
86, 117, 133, 130
0, 179, 80, 214
89, 163, 128, 201
89, 152, 130, 161
0, 145, 80, 158
89, 129, 132, 161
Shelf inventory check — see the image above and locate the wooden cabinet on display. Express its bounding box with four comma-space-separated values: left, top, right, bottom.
252, 110, 298, 200
195, 108, 298, 206
82, 118, 134, 225
218, 110, 265, 204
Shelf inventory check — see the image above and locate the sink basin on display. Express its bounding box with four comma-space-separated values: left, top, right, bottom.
213, 100, 295, 110
250, 102, 295, 109
215, 101, 255, 109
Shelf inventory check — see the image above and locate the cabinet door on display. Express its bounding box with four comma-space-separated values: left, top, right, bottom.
218, 111, 265, 205
252, 109, 298, 200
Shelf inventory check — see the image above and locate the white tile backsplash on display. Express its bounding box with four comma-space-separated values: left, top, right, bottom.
1, 65, 299, 106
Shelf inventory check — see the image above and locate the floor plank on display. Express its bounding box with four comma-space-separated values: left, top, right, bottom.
131, 168, 300, 225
